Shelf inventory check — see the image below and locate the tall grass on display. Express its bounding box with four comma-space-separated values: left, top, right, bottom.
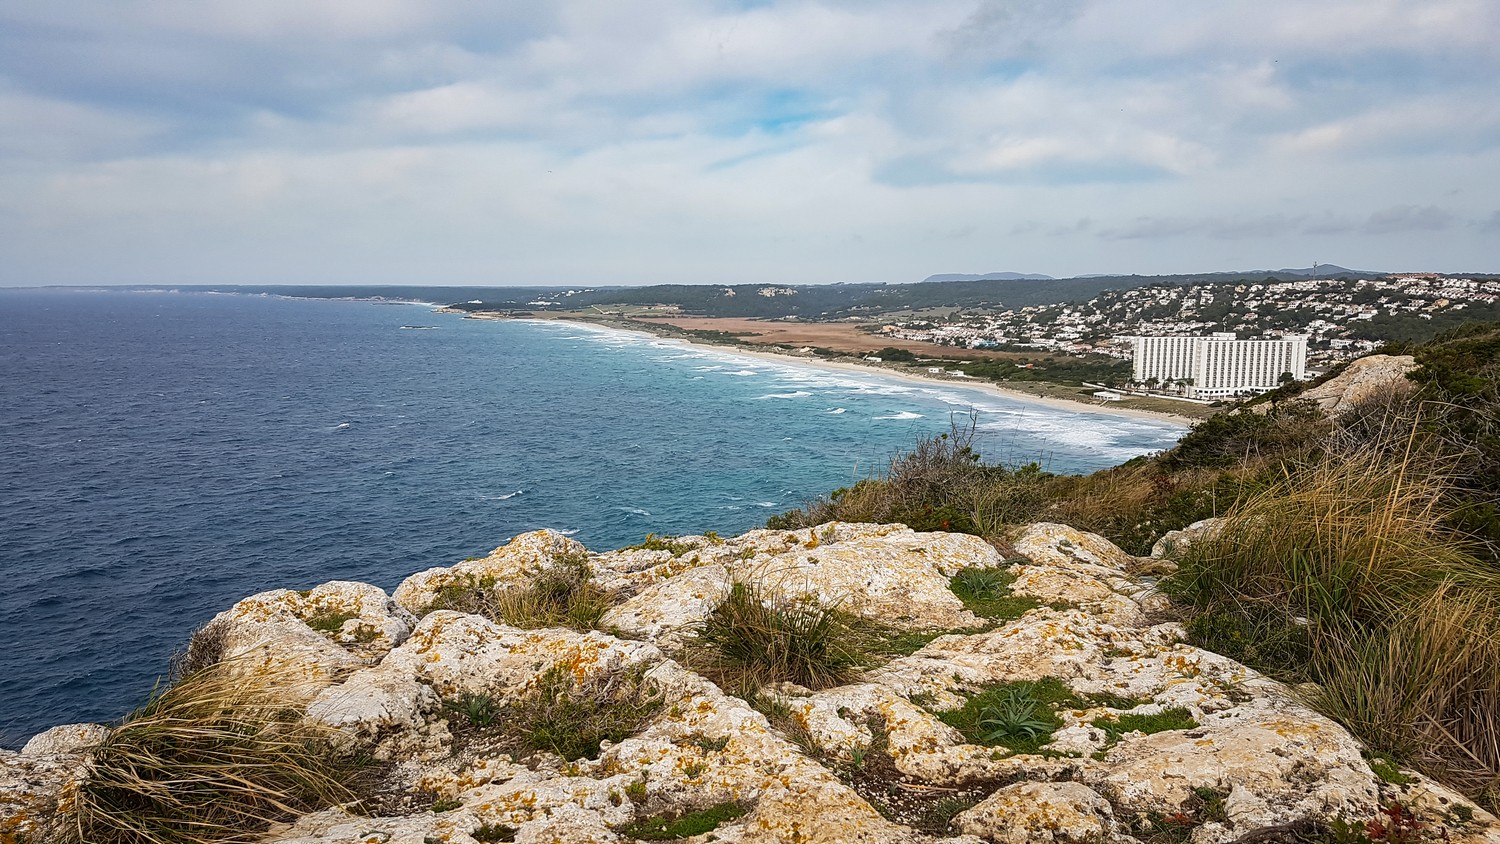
1164, 420, 1500, 807
61, 664, 358, 844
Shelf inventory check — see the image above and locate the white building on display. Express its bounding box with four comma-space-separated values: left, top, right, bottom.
1127, 333, 1307, 399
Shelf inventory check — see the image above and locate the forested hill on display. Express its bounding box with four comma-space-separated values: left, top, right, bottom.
151, 267, 1392, 320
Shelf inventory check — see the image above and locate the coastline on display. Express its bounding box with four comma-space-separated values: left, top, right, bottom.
444, 309, 1196, 427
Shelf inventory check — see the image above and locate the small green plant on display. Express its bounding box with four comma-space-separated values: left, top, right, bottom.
349, 624, 381, 643
1364, 751, 1414, 785
431, 797, 461, 812
704, 530, 724, 545
303, 609, 357, 633
920, 796, 981, 832
690, 734, 729, 753
628, 533, 695, 555
746, 692, 819, 756
471, 822, 517, 842
1192, 787, 1228, 824
976, 686, 1057, 745
424, 573, 499, 615
1092, 707, 1199, 744
425, 556, 613, 631
948, 567, 1041, 620
939, 678, 1077, 754
444, 692, 498, 728
687, 581, 880, 694
624, 778, 648, 803
621, 802, 747, 840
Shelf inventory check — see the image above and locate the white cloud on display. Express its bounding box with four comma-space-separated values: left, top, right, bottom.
0, 0, 1497, 284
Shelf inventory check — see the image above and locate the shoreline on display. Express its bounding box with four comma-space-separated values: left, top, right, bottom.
446, 309, 1196, 427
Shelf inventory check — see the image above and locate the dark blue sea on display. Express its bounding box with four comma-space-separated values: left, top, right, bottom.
0, 289, 1185, 746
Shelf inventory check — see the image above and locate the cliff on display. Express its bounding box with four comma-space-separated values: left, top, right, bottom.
6, 521, 1498, 844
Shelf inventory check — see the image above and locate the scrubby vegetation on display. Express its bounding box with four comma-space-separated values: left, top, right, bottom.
771, 322, 1500, 809
948, 566, 1042, 620
685, 581, 882, 695
509, 664, 664, 761
58, 662, 360, 844
621, 802, 748, 840
441, 664, 664, 763
424, 554, 614, 631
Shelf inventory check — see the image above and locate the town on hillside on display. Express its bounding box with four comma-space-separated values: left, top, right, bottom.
878, 273, 1500, 377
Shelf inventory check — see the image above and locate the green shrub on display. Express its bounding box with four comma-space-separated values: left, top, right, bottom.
627, 533, 695, 555
303, 609, 357, 634
426, 555, 613, 631
1164, 435, 1500, 806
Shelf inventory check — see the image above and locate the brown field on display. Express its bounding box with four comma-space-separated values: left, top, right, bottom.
628, 316, 1025, 360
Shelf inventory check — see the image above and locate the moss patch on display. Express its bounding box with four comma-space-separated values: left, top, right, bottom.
621, 802, 747, 840
1092, 707, 1198, 744
948, 567, 1041, 621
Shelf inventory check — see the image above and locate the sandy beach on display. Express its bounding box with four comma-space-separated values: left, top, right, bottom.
472, 311, 1198, 427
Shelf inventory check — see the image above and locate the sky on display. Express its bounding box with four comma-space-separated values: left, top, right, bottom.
2, 0, 1498, 287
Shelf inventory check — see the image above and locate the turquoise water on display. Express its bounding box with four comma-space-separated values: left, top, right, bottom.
0, 289, 1184, 745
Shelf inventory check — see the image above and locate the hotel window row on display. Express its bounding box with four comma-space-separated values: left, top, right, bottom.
1127, 333, 1307, 399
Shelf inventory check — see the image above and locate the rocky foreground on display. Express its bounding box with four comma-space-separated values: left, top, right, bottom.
6, 521, 1499, 844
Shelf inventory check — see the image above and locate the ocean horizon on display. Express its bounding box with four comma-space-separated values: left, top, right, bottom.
0, 288, 1186, 746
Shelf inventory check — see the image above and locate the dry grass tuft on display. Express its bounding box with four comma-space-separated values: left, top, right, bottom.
686, 580, 880, 695
60, 662, 359, 844
426, 553, 613, 631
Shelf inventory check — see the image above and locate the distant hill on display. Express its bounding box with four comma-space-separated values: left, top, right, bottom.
1272, 265, 1376, 277
139, 265, 1392, 321
922, 272, 1054, 283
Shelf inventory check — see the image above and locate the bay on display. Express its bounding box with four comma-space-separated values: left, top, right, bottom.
0, 289, 1184, 745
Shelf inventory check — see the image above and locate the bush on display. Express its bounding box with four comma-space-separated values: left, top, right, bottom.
60, 663, 358, 844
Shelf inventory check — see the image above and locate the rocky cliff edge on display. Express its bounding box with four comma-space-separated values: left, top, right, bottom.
5, 522, 1497, 844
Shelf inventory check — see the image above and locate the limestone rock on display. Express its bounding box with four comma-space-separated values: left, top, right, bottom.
20, 723, 109, 757
393, 529, 588, 615
188, 580, 416, 693
598, 563, 730, 647
955, 781, 1119, 843
17, 521, 1500, 844
1150, 517, 1223, 559
1298, 353, 1417, 415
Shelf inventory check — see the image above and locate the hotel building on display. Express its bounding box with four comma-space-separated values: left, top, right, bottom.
1127, 333, 1307, 399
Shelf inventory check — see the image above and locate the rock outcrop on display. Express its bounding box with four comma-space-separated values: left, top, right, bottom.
1298, 353, 1418, 415
7, 522, 1498, 844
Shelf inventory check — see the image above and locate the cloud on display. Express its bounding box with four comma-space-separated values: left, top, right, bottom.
0, 0, 1497, 284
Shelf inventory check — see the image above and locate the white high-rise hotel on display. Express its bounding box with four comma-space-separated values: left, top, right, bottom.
1127, 333, 1307, 399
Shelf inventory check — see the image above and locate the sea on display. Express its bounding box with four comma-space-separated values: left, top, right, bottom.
0, 288, 1186, 746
